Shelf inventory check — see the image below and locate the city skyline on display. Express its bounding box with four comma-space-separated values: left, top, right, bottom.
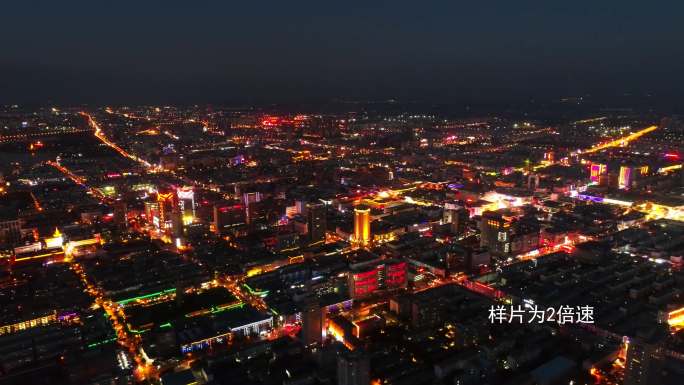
1, 3, 683, 385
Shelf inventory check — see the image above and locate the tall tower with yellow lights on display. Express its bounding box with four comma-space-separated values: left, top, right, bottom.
353, 206, 371, 247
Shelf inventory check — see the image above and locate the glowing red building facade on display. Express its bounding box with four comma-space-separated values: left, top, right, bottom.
348, 259, 407, 299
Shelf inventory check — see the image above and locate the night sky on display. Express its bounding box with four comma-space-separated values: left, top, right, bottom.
2, 1, 683, 105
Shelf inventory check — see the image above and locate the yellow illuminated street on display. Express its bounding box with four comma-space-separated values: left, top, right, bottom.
71, 262, 158, 382
582, 125, 657, 154
81, 112, 153, 169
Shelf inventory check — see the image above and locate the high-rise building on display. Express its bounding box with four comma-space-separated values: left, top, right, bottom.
480, 211, 512, 255
306, 202, 327, 243
353, 206, 371, 247
590, 163, 607, 184
337, 350, 370, 385
348, 264, 382, 299
157, 192, 176, 227
171, 209, 184, 240
384, 260, 408, 290
145, 201, 159, 222
176, 186, 195, 222
242, 191, 262, 207
144, 201, 159, 225
212, 203, 245, 233
527, 173, 540, 190
300, 298, 323, 347
0, 218, 21, 245
246, 200, 269, 226
348, 259, 407, 299
480, 211, 539, 256
618, 166, 632, 190
443, 203, 468, 235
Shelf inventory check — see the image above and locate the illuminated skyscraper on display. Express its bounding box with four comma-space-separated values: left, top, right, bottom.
353, 206, 370, 247
144, 201, 159, 226
176, 186, 195, 221
590, 163, 607, 183
157, 192, 176, 226
619, 166, 632, 190
348, 259, 407, 299
348, 264, 382, 299
480, 211, 511, 255
384, 260, 408, 290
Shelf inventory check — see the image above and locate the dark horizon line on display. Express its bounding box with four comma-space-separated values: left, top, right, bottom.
2, 92, 681, 108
